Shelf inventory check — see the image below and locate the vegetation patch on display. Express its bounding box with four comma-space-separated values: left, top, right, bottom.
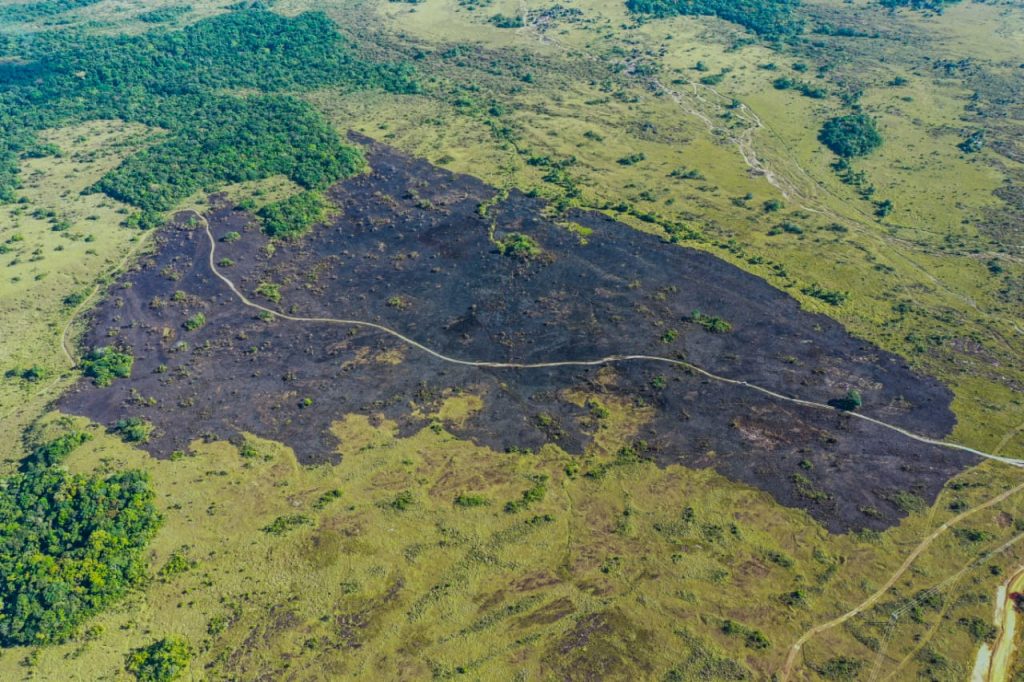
0, 433, 160, 646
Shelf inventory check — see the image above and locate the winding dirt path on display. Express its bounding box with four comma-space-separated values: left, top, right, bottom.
197, 211, 1018, 469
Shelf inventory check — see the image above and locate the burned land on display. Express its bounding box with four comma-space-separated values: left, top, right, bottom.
60, 136, 972, 533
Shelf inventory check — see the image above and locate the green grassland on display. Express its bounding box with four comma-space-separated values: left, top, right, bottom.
2, 403, 1023, 680
0, 0, 1023, 679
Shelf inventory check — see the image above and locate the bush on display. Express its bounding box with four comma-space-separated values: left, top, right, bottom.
497, 233, 542, 260
22, 431, 92, 470
125, 636, 192, 682
112, 417, 155, 444
81, 347, 134, 386
262, 514, 312, 535
691, 310, 732, 333
183, 313, 206, 331
258, 190, 330, 239
455, 493, 489, 507
819, 114, 883, 158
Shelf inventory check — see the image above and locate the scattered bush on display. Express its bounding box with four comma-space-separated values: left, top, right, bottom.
691, 309, 732, 333
125, 636, 192, 682
262, 514, 312, 535
81, 347, 134, 386
111, 417, 155, 444
819, 114, 883, 158
497, 233, 542, 260
183, 313, 206, 331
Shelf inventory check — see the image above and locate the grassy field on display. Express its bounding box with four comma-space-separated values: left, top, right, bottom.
1, 0, 1023, 679
3, 404, 1024, 680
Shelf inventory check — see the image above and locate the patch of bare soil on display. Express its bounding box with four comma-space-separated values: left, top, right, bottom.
59, 135, 972, 532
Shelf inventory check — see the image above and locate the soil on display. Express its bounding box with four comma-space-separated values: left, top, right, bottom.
59, 135, 974, 533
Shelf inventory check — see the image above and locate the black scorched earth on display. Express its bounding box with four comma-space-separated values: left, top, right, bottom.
61, 136, 971, 533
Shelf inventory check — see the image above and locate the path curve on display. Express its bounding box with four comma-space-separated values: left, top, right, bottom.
197, 211, 1019, 468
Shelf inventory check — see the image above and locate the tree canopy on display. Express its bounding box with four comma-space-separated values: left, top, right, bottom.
0, 8, 416, 212
625, 0, 803, 39
0, 434, 161, 646
818, 114, 883, 158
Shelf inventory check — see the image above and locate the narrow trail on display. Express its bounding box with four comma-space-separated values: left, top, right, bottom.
197, 212, 1018, 468
779, 479, 1024, 681
0, 231, 154, 427
781, 417, 1024, 681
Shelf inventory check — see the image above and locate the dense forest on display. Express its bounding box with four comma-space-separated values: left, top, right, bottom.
624, 0, 804, 38
0, 431, 160, 646
0, 0, 102, 24
0, 8, 417, 219
626, 0, 963, 38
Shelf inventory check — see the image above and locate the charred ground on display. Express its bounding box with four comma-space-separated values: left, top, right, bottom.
60, 136, 972, 533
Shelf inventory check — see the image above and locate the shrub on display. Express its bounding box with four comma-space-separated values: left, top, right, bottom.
22, 431, 92, 469
313, 489, 342, 509
390, 490, 415, 511
81, 346, 134, 386
125, 636, 192, 682
258, 191, 329, 239
112, 417, 155, 443
817, 656, 864, 681
455, 493, 489, 507
255, 282, 281, 303
505, 475, 548, 513
183, 313, 206, 331
691, 310, 732, 333
262, 514, 312, 535
819, 114, 883, 158
497, 233, 542, 260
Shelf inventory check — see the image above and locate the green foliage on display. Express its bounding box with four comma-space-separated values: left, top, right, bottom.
313, 489, 343, 510
880, 0, 961, 10
0, 9, 415, 207
626, 0, 803, 39
111, 417, 154, 444
489, 13, 524, 28
81, 347, 134, 387
159, 548, 197, 578
721, 619, 771, 649
262, 514, 312, 535
497, 233, 542, 260
258, 190, 332, 239
183, 313, 206, 331
505, 475, 548, 513
801, 283, 848, 306
137, 5, 192, 23
834, 388, 863, 411
454, 493, 489, 507
255, 282, 282, 304
818, 114, 883, 158
22, 431, 92, 470
886, 491, 927, 514
0, 435, 160, 646
390, 490, 415, 511
690, 309, 732, 333
0, 0, 102, 24
125, 636, 192, 682
4, 365, 48, 382
817, 656, 864, 680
